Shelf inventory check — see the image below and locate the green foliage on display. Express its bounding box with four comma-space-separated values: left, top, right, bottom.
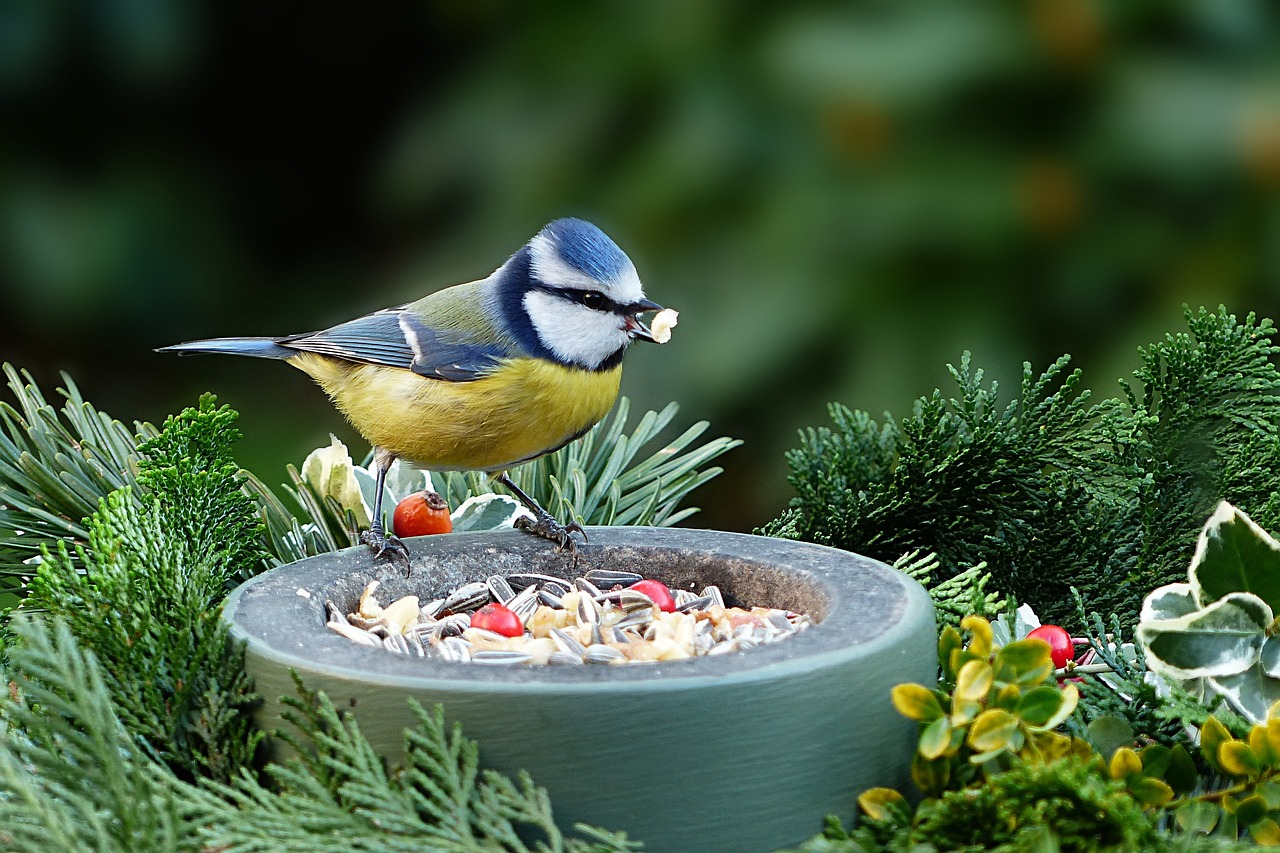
805, 606, 1280, 852
894, 615, 1087, 798
20, 396, 264, 782
905, 754, 1156, 852
0, 364, 158, 602
895, 550, 1006, 630
185, 676, 640, 853
768, 307, 1280, 626
0, 617, 195, 853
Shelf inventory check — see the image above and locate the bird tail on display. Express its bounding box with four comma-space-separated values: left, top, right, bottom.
155, 337, 296, 359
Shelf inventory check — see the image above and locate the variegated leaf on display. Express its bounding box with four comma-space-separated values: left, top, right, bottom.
1137, 592, 1270, 680
1211, 664, 1280, 725
1192, 501, 1280, 612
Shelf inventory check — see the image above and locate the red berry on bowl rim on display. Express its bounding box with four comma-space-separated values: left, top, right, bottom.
393, 490, 452, 538
1027, 624, 1074, 670
629, 578, 676, 613
471, 602, 523, 637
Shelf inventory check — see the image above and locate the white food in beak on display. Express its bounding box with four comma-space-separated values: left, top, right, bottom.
650, 309, 679, 344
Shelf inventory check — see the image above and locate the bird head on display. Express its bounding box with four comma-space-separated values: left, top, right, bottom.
510, 218, 664, 371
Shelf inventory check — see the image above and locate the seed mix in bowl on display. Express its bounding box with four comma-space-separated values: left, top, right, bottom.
325, 569, 814, 665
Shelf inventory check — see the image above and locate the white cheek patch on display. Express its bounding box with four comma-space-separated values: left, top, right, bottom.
524, 290, 630, 369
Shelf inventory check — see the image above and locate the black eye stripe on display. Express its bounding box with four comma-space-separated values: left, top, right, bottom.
536, 285, 628, 314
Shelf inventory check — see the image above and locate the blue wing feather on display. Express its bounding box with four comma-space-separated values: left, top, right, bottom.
280, 308, 506, 382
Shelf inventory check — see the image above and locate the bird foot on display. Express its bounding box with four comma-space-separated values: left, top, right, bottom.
515, 510, 587, 557
361, 526, 412, 576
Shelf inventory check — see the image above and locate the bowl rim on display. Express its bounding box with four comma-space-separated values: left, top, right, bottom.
224, 527, 933, 695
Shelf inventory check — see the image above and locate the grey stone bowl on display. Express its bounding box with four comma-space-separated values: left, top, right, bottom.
224, 527, 936, 853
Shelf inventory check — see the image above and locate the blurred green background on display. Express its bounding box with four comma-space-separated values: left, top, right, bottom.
2, 0, 1278, 533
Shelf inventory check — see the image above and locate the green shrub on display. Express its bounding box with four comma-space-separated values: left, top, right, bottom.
765, 306, 1280, 626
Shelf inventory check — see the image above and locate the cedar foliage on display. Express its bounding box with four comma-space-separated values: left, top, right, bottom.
20, 396, 265, 782
0, 618, 637, 853
184, 677, 640, 852
765, 307, 1280, 625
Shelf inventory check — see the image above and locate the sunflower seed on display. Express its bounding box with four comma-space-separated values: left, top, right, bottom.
486, 575, 515, 604
577, 592, 602, 627
508, 584, 540, 622
584, 644, 626, 664
548, 651, 585, 666
506, 572, 568, 589
575, 577, 604, 599
551, 628, 587, 657
442, 581, 490, 613
586, 568, 643, 588
677, 595, 714, 614
472, 650, 533, 665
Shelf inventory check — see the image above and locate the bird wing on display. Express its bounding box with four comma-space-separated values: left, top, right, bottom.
279, 307, 508, 382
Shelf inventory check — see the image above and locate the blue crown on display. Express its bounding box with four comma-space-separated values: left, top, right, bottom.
540, 218, 630, 283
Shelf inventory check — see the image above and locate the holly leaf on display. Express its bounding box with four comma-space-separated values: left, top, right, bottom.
1192, 502, 1280, 612
1137, 592, 1270, 680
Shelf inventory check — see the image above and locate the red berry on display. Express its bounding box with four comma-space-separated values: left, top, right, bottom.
471, 602, 524, 637
629, 579, 676, 613
1027, 624, 1074, 670
393, 490, 452, 538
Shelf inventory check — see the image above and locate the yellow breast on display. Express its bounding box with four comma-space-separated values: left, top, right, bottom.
289, 353, 622, 471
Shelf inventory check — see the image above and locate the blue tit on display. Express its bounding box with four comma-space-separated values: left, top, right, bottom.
158, 218, 665, 565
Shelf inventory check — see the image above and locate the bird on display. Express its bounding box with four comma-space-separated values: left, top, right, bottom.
158, 218, 665, 567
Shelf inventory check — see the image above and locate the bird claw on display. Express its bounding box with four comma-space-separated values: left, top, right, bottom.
361, 526, 412, 576
516, 511, 587, 559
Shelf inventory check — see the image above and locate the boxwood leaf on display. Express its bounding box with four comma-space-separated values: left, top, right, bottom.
1193, 502, 1280, 612
1166, 744, 1199, 796
967, 708, 1018, 755
1130, 777, 1175, 807
857, 787, 907, 822
1252, 817, 1280, 846
1175, 800, 1220, 835
1221, 740, 1262, 777
892, 683, 943, 722
952, 660, 993, 724
1086, 716, 1134, 759
1236, 794, 1270, 827
1110, 746, 1142, 780
1201, 716, 1233, 771
1139, 744, 1171, 777
994, 639, 1053, 686
919, 716, 954, 760
1137, 592, 1270, 679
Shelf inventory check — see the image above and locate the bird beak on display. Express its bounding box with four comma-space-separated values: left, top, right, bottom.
624, 298, 665, 342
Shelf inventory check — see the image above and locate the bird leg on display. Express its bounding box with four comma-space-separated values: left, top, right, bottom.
496, 472, 586, 555
360, 448, 411, 574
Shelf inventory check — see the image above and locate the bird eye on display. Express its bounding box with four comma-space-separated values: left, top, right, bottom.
581, 292, 605, 310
